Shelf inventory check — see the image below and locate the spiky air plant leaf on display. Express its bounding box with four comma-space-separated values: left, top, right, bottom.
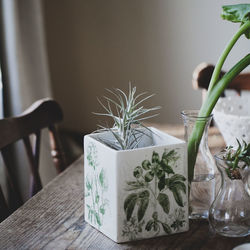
222, 140, 250, 179
94, 84, 161, 150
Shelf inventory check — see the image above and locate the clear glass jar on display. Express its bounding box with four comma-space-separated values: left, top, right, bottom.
209, 154, 250, 237
181, 110, 217, 219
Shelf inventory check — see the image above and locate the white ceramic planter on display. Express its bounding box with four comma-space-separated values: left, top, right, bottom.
84, 127, 189, 243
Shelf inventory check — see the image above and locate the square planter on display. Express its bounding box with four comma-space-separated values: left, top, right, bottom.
84, 127, 189, 243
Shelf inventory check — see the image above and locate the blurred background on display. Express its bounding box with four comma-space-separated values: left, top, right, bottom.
43, 0, 249, 131
0, 0, 249, 198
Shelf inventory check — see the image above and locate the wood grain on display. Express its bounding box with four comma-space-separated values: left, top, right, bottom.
0, 128, 249, 250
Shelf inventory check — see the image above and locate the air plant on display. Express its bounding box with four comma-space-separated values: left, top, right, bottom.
94, 84, 161, 150
222, 140, 250, 180
187, 4, 250, 183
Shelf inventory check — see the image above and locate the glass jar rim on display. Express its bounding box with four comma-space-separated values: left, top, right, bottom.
181, 110, 213, 119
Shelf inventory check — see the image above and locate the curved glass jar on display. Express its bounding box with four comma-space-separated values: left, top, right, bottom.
209, 154, 250, 237
181, 110, 218, 219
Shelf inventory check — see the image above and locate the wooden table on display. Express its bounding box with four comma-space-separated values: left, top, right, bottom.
0, 126, 249, 250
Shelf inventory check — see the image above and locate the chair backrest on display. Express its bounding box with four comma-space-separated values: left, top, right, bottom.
192, 63, 250, 95
0, 98, 67, 222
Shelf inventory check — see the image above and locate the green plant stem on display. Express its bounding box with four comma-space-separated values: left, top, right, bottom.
187, 54, 250, 182
207, 21, 250, 94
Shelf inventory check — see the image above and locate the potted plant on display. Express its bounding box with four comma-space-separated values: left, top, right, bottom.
84, 85, 189, 242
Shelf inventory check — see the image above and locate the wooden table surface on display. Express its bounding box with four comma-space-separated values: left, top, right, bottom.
0, 126, 249, 250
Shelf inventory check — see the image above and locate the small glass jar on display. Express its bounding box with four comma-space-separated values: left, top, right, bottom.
209, 154, 250, 237
181, 110, 217, 219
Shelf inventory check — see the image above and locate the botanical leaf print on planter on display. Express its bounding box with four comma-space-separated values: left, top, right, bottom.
85, 142, 108, 228
123, 149, 187, 240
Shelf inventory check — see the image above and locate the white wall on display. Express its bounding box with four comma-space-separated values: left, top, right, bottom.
43, 0, 249, 132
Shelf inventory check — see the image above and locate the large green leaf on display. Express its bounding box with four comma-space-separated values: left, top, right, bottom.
171, 187, 184, 207
161, 222, 172, 234
142, 160, 151, 170
157, 193, 170, 214
221, 4, 250, 38
222, 4, 250, 23
124, 193, 138, 221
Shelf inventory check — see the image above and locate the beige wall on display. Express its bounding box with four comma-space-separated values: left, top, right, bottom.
43, 0, 249, 133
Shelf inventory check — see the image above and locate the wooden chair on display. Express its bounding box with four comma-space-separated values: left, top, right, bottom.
0, 98, 67, 222
192, 62, 250, 98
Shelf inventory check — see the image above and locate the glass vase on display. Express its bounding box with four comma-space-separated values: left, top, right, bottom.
209, 154, 250, 237
181, 110, 217, 219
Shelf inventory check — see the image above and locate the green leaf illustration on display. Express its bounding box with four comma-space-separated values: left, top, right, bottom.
137, 197, 149, 222
126, 181, 146, 190
158, 176, 166, 191
174, 181, 186, 194
168, 174, 186, 207
95, 193, 100, 203
100, 205, 105, 215
86, 177, 92, 190
88, 209, 91, 220
124, 193, 138, 221
145, 220, 154, 231
152, 211, 158, 220
138, 190, 150, 199
171, 187, 184, 207
155, 164, 165, 178
162, 149, 179, 164
133, 166, 143, 178
95, 212, 101, 226
165, 178, 170, 188
153, 223, 160, 232
152, 151, 160, 163
142, 160, 151, 170
99, 169, 105, 187
157, 193, 170, 214
161, 159, 174, 174
161, 222, 172, 234
144, 171, 154, 182
170, 174, 186, 182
